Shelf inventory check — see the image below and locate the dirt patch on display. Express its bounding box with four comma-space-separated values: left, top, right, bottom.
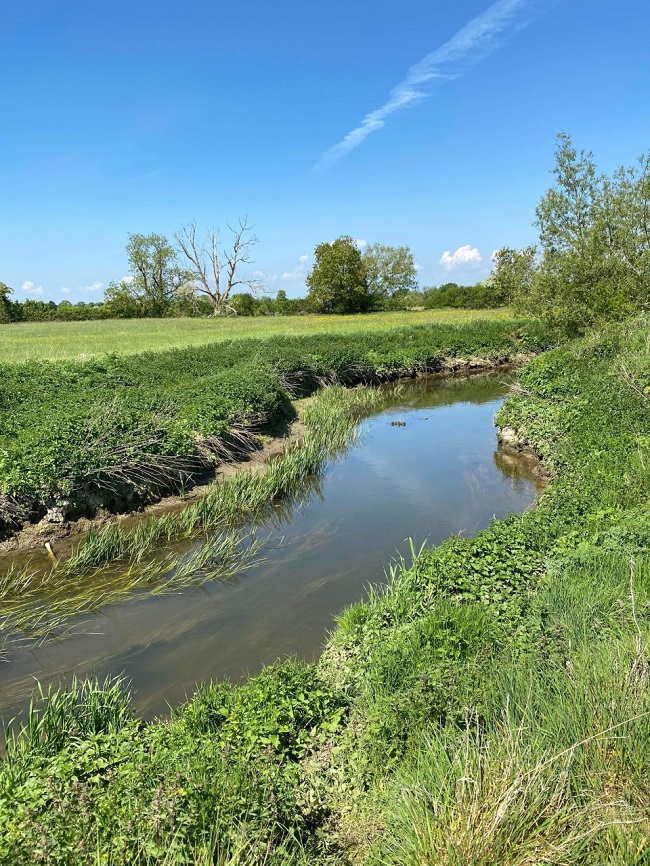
496, 425, 550, 481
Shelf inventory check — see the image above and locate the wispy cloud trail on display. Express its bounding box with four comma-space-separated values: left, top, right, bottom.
315, 0, 539, 170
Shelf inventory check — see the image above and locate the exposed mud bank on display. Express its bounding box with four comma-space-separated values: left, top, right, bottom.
0, 354, 534, 557
496, 424, 551, 480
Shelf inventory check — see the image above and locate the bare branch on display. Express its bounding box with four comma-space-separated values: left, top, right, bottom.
175, 218, 261, 315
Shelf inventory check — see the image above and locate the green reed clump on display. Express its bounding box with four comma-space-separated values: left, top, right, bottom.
4, 675, 133, 763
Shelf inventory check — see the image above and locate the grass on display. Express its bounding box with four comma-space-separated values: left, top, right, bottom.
1, 314, 546, 543
2, 315, 649, 865
0, 309, 514, 363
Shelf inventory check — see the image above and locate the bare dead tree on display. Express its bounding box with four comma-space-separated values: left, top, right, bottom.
174, 218, 263, 315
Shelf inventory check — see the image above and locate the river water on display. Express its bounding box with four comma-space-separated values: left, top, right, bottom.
0, 372, 543, 722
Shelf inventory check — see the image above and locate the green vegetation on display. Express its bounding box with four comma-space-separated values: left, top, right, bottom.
497, 133, 650, 332
2, 314, 649, 864
0, 316, 540, 538
305, 237, 421, 313
0, 386, 385, 643
306, 236, 373, 313
0, 309, 514, 363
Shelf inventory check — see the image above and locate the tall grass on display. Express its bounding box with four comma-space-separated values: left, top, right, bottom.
4, 676, 133, 762
370, 555, 650, 865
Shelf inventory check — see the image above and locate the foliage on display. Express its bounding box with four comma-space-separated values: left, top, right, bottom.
511, 133, 650, 332
361, 243, 418, 304
0, 282, 14, 323
489, 245, 537, 305
306, 236, 373, 314
126, 233, 192, 316
421, 281, 507, 309
0, 317, 539, 532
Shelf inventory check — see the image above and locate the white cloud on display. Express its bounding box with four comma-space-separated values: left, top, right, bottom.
21, 280, 43, 297
60, 288, 71, 295
439, 245, 483, 271
280, 254, 310, 281
415, 261, 423, 272
316, 0, 541, 169
490, 249, 500, 264
85, 281, 104, 292
121, 274, 135, 285
355, 239, 367, 249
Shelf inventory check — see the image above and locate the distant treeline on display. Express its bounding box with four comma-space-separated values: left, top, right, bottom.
0, 282, 503, 323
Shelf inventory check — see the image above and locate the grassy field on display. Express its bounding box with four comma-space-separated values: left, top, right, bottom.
0, 309, 514, 362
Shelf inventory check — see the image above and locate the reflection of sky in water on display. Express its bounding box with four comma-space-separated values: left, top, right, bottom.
0, 373, 544, 721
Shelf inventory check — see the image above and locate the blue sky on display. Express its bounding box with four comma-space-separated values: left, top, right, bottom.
2, 0, 649, 303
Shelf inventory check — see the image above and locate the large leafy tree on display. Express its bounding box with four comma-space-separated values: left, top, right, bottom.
126, 233, 190, 315
490, 246, 537, 307
515, 133, 650, 331
0, 282, 14, 323
361, 243, 418, 304
306, 236, 372, 314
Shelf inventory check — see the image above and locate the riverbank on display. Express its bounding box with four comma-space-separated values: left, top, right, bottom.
0, 371, 542, 725
3, 315, 648, 865
0, 354, 530, 558
0, 318, 546, 545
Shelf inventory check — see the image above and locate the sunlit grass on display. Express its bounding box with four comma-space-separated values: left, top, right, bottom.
0, 309, 514, 363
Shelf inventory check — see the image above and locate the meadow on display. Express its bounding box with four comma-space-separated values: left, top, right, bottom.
0, 308, 513, 363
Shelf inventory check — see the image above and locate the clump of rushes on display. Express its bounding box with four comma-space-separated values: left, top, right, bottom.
0, 386, 384, 644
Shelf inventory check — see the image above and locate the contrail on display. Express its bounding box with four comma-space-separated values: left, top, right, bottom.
315, 0, 543, 171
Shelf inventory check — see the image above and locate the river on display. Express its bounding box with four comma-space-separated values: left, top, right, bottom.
0, 371, 544, 722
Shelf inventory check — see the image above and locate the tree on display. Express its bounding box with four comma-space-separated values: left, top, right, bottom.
103, 280, 143, 319
126, 233, 189, 315
490, 246, 537, 306
0, 282, 14, 323
361, 243, 418, 306
174, 218, 262, 315
518, 133, 650, 331
306, 236, 372, 314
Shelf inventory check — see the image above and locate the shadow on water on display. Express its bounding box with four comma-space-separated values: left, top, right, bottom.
0, 371, 545, 721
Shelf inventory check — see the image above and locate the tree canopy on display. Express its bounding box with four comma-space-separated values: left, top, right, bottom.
502, 133, 650, 332
126, 233, 190, 315
361, 243, 418, 303
306, 236, 372, 314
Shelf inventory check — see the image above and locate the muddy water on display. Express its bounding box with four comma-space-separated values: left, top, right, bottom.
0, 372, 544, 722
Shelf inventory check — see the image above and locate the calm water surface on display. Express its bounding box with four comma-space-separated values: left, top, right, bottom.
0, 372, 543, 721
